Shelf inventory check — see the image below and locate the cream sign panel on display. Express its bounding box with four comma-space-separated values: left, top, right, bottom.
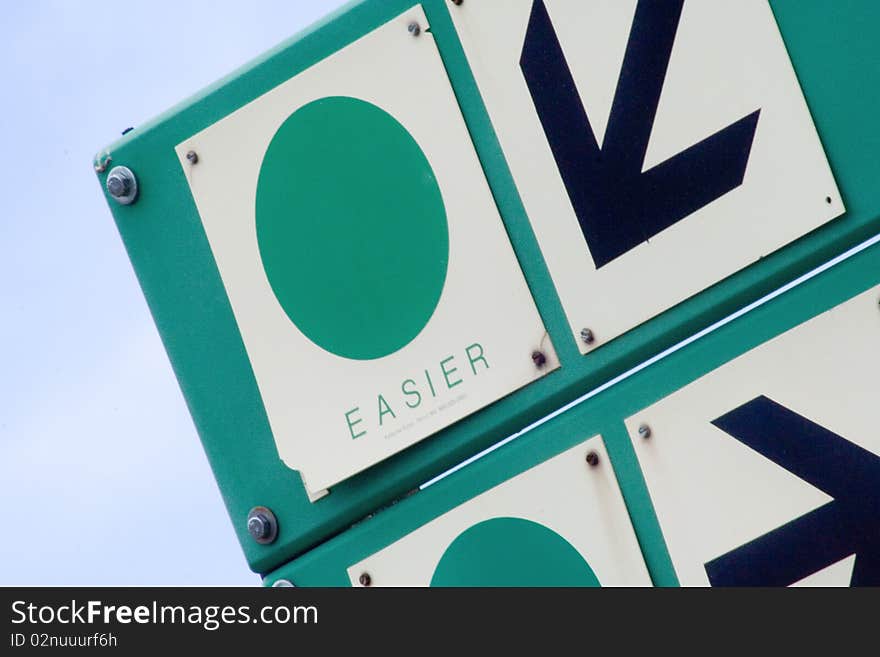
177, 7, 557, 494
450, 0, 843, 352
626, 285, 880, 587
347, 436, 652, 587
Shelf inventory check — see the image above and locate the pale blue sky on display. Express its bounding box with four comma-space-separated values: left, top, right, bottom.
0, 1, 345, 585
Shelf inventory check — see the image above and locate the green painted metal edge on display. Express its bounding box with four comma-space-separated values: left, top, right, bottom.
263, 238, 880, 587
95, 0, 880, 575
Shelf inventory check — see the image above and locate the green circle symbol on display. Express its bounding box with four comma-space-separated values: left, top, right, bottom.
256, 96, 449, 360
430, 517, 601, 587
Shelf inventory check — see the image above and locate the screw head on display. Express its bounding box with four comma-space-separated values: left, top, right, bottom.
246, 506, 278, 545
107, 176, 128, 197
586, 451, 600, 467
272, 579, 295, 588
407, 21, 421, 36
106, 166, 138, 205
186, 150, 199, 164
580, 328, 595, 345
359, 572, 372, 587
638, 424, 651, 439
531, 350, 547, 368
247, 515, 270, 539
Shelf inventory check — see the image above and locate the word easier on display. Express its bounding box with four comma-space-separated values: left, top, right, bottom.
345, 343, 489, 440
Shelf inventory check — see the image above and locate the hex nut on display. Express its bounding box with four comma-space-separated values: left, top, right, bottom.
246, 506, 278, 545
105, 166, 138, 205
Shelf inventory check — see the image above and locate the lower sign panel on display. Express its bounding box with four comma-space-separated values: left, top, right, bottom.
347, 436, 651, 586
626, 284, 880, 586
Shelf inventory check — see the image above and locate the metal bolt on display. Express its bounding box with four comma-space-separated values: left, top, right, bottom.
107, 177, 127, 197
247, 516, 270, 540
272, 579, 295, 588
105, 166, 138, 205
359, 572, 372, 587
246, 506, 278, 545
186, 150, 199, 165
586, 451, 600, 467
580, 328, 595, 345
408, 21, 421, 36
638, 423, 651, 439
531, 350, 547, 368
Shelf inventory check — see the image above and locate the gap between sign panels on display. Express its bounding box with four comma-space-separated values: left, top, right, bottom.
419, 232, 880, 491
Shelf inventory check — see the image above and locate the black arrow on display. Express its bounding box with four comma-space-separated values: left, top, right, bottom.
707, 395, 880, 586
520, 0, 760, 268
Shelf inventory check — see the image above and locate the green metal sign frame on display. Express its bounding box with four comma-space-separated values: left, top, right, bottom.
95, 0, 880, 575
263, 238, 880, 586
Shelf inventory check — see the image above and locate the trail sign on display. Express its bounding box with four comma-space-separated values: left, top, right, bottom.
626, 284, 880, 586
95, 0, 880, 576
451, 0, 843, 352
177, 8, 557, 494
346, 436, 651, 586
